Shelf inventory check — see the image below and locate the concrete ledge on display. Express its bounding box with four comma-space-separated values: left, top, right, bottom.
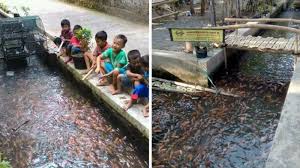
265, 60, 300, 168
55, 56, 149, 139
153, 48, 224, 86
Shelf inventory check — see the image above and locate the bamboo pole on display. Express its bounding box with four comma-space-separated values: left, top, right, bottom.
201, 24, 300, 34
224, 18, 300, 24
224, 47, 228, 70
209, 0, 217, 26
152, 77, 240, 97
153, 87, 203, 94
82, 66, 96, 80
296, 34, 299, 54
152, 11, 180, 21
56, 40, 64, 53
152, 0, 178, 7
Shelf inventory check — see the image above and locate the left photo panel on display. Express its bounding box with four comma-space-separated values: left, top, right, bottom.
0, 0, 150, 167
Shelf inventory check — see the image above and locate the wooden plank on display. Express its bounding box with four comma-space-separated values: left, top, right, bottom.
272, 38, 285, 50
233, 36, 246, 47
152, 11, 179, 20
225, 35, 235, 44
224, 18, 300, 25
265, 38, 279, 49
236, 36, 246, 47
278, 38, 289, 50
239, 35, 252, 47
248, 36, 262, 48
225, 34, 234, 40
253, 36, 265, 48
227, 36, 238, 45
285, 37, 295, 51
237, 36, 253, 48
152, 0, 178, 7
258, 37, 273, 49
240, 36, 251, 48
237, 36, 248, 47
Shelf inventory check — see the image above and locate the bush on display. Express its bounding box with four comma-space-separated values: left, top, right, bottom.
75, 28, 92, 51
0, 2, 9, 13
0, 153, 11, 168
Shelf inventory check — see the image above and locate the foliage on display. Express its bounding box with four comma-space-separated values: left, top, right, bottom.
0, 2, 9, 13
21, 6, 30, 16
0, 153, 11, 168
0, 1, 30, 16
75, 28, 92, 42
75, 28, 92, 51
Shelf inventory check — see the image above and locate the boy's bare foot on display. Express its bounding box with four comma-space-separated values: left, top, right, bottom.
143, 108, 149, 117
184, 49, 193, 53
97, 79, 108, 86
123, 100, 132, 111
112, 89, 121, 95
109, 85, 116, 93
64, 57, 72, 64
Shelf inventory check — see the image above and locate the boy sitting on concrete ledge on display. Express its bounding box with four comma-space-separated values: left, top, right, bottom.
65, 25, 82, 64
83, 31, 110, 73
53, 19, 73, 57
140, 55, 149, 117
117, 50, 143, 95
97, 34, 128, 95
124, 54, 149, 117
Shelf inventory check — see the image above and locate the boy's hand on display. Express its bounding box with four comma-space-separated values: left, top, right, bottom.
136, 74, 143, 80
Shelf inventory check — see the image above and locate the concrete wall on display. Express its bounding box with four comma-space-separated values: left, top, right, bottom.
60, 0, 149, 23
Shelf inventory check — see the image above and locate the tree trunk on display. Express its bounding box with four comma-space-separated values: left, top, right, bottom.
230, 0, 234, 16
200, 0, 205, 16
190, 0, 195, 15
236, 0, 241, 18
209, 0, 216, 26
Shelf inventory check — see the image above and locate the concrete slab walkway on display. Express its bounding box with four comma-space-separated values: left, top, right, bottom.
265, 59, 300, 168
7, 0, 149, 55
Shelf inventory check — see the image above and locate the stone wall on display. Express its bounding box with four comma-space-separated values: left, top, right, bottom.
60, 0, 148, 23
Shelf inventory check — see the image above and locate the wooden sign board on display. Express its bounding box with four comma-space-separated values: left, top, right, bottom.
169, 28, 225, 43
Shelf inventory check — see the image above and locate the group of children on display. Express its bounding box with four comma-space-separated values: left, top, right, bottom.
54, 19, 149, 117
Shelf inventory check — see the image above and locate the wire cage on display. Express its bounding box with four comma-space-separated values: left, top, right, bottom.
0, 16, 48, 63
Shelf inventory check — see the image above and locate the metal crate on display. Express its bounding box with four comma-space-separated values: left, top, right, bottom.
0, 16, 48, 64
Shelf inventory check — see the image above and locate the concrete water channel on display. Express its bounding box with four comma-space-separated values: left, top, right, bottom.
0, 0, 149, 167
153, 1, 299, 168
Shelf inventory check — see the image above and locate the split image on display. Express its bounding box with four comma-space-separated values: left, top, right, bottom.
1, 0, 300, 167
152, 0, 299, 167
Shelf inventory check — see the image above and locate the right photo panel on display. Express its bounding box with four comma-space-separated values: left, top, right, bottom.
152, 0, 300, 167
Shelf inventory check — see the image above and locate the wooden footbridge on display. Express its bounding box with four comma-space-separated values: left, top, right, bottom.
221, 18, 300, 54
225, 35, 296, 53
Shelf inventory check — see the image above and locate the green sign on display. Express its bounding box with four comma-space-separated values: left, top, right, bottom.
169, 28, 225, 43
